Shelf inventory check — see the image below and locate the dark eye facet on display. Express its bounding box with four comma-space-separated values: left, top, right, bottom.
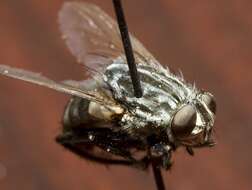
201, 93, 216, 114
171, 104, 197, 138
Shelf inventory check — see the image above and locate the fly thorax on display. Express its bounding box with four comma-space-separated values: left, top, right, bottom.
104, 58, 194, 134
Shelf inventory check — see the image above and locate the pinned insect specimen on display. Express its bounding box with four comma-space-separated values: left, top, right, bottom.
0, 1, 216, 190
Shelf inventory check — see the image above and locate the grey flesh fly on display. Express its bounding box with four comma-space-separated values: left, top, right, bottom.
0, 1, 216, 190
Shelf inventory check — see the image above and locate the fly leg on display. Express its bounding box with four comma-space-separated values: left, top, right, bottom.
56, 127, 149, 169
56, 136, 135, 167
149, 144, 172, 170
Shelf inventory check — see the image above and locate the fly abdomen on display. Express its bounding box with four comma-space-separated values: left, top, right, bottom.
62, 96, 123, 131
62, 97, 92, 130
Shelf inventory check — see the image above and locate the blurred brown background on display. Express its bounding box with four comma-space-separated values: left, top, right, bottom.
0, 0, 251, 190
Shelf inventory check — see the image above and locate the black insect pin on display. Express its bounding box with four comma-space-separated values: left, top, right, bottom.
0, 1, 216, 190
112, 0, 164, 189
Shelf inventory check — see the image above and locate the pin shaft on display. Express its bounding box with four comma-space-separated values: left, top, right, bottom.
112, 0, 143, 98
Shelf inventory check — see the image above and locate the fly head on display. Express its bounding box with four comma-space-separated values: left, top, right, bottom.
170, 91, 216, 148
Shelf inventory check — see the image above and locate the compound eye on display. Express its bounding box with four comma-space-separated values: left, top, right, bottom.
171, 104, 197, 138
201, 93, 216, 114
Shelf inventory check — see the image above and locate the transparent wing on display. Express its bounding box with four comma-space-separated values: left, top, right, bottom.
0, 65, 115, 106
59, 2, 160, 76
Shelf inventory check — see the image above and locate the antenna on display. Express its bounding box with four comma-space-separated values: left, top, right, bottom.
112, 0, 143, 98
112, 1, 166, 190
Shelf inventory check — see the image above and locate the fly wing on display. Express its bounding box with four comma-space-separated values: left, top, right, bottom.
59, 2, 161, 76
0, 65, 115, 106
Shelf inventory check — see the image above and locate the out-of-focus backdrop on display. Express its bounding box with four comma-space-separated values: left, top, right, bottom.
0, 0, 251, 190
